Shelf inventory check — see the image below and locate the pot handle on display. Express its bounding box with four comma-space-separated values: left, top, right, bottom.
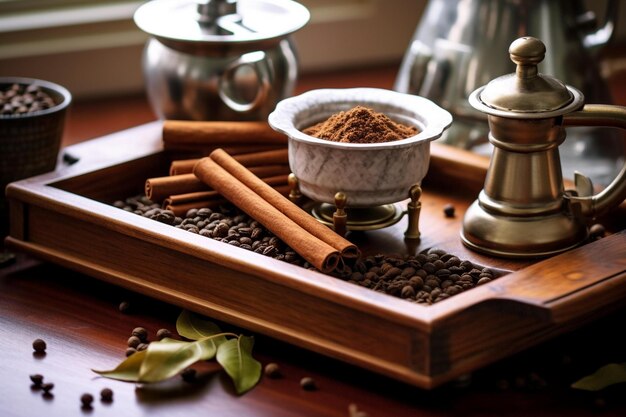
218, 51, 270, 113
563, 104, 626, 219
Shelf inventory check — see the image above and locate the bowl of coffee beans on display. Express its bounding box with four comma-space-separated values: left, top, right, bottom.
268, 88, 452, 206
0, 77, 72, 236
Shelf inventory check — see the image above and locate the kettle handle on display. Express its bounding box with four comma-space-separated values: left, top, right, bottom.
218, 51, 271, 113
563, 104, 626, 219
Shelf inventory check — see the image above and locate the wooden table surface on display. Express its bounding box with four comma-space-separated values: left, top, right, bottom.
2, 63, 626, 417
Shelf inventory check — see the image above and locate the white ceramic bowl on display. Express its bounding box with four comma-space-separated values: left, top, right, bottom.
268, 88, 452, 206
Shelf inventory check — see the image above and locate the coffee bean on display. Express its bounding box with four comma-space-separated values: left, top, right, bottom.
100, 388, 113, 402
443, 204, 455, 218
80, 393, 94, 408
300, 376, 317, 391
589, 223, 605, 239
30, 374, 44, 387
401, 285, 415, 299
32, 338, 46, 353
136, 343, 149, 351
264, 362, 282, 378
181, 367, 197, 382
41, 383, 54, 393
132, 327, 148, 342
125, 347, 137, 357
477, 277, 491, 285
127, 335, 141, 348
156, 328, 172, 340
118, 300, 131, 313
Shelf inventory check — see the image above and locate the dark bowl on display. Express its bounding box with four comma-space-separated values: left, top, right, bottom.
0, 76, 72, 236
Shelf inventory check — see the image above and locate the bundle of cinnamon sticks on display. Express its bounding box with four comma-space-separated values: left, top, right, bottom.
146, 121, 291, 216
194, 149, 358, 273
145, 120, 357, 273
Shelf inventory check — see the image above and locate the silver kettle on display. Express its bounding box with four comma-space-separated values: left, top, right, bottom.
394, 0, 623, 186
134, 0, 309, 121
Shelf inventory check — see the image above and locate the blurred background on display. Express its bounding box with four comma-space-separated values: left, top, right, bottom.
1, 0, 625, 168
2, 0, 623, 97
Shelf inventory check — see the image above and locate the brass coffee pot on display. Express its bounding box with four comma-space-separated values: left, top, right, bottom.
461, 36, 626, 258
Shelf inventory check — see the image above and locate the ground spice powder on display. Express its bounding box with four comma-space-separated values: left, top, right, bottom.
303, 105, 418, 144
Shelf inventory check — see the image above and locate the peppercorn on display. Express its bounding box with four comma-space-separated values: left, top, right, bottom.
156, 328, 172, 340
100, 388, 113, 402
300, 376, 317, 391
32, 338, 46, 353
80, 393, 94, 408
443, 203, 456, 218
589, 223, 606, 239
118, 300, 131, 313
181, 368, 197, 383
127, 335, 141, 348
264, 363, 282, 379
29, 374, 44, 387
131, 327, 148, 342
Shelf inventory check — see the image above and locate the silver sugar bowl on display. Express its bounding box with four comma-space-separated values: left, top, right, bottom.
134, 0, 309, 121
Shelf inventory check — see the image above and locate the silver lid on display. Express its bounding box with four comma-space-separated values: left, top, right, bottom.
470, 37, 584, 118
134, 0, 309, 51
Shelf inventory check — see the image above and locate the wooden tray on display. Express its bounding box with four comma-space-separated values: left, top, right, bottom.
5, 122, 626, 389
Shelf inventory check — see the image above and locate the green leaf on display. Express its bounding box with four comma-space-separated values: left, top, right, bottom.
138, 336, 222, 382
93, 350, 148, 382
216, 335, 261, 394
176, 310, 225, 344
572, 362, 626, 391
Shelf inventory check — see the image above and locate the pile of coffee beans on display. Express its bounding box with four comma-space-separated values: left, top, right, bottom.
0, 83, 56, 116
339, 249, 494, 304
114, 196, 307, 267
113, 196, 497, 304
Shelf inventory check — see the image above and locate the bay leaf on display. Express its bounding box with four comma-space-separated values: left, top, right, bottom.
216, 335, 261, 394
139, 336, 221, 382
93, 349, 148, 382
572, 362, 626, 391
176, 310, 226, 344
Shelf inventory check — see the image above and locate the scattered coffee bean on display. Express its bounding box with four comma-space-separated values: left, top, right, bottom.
132, 327, 148, 342
125, 347, 137, 357
264, 362, 282, 378
100, 388, 113, 402
300, 376, 317, 391
127, 335, 141, 348
136, 343, 149, 351
32, 338, 47, 353
443, 203, 456, 218
41, 383, 54, 394
30, 374, 44, 387
156, 328, 172, 340
80, 393, 94, 408
118, 300, 131, 313
589, 223, 606, 240
181, 367, 197, 383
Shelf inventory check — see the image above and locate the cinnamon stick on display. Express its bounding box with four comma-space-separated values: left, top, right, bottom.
163, 175, 289, 206
170, 148, 288, 176
163, 121, 287, 151
194, 157, 340, 273
164, 184, 291, 217
146, 165, 291, 202
209, 149, 358, 258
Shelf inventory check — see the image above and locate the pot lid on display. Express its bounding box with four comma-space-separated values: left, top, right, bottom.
134, 0, 309, 46
477, 37, 574, 113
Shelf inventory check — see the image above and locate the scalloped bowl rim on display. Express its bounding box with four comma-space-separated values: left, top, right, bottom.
268, 88, 453, 150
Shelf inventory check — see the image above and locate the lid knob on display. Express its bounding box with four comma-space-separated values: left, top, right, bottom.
197, 0, 237, 26
475, 36, 574, 114
509, 37, 545, 79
